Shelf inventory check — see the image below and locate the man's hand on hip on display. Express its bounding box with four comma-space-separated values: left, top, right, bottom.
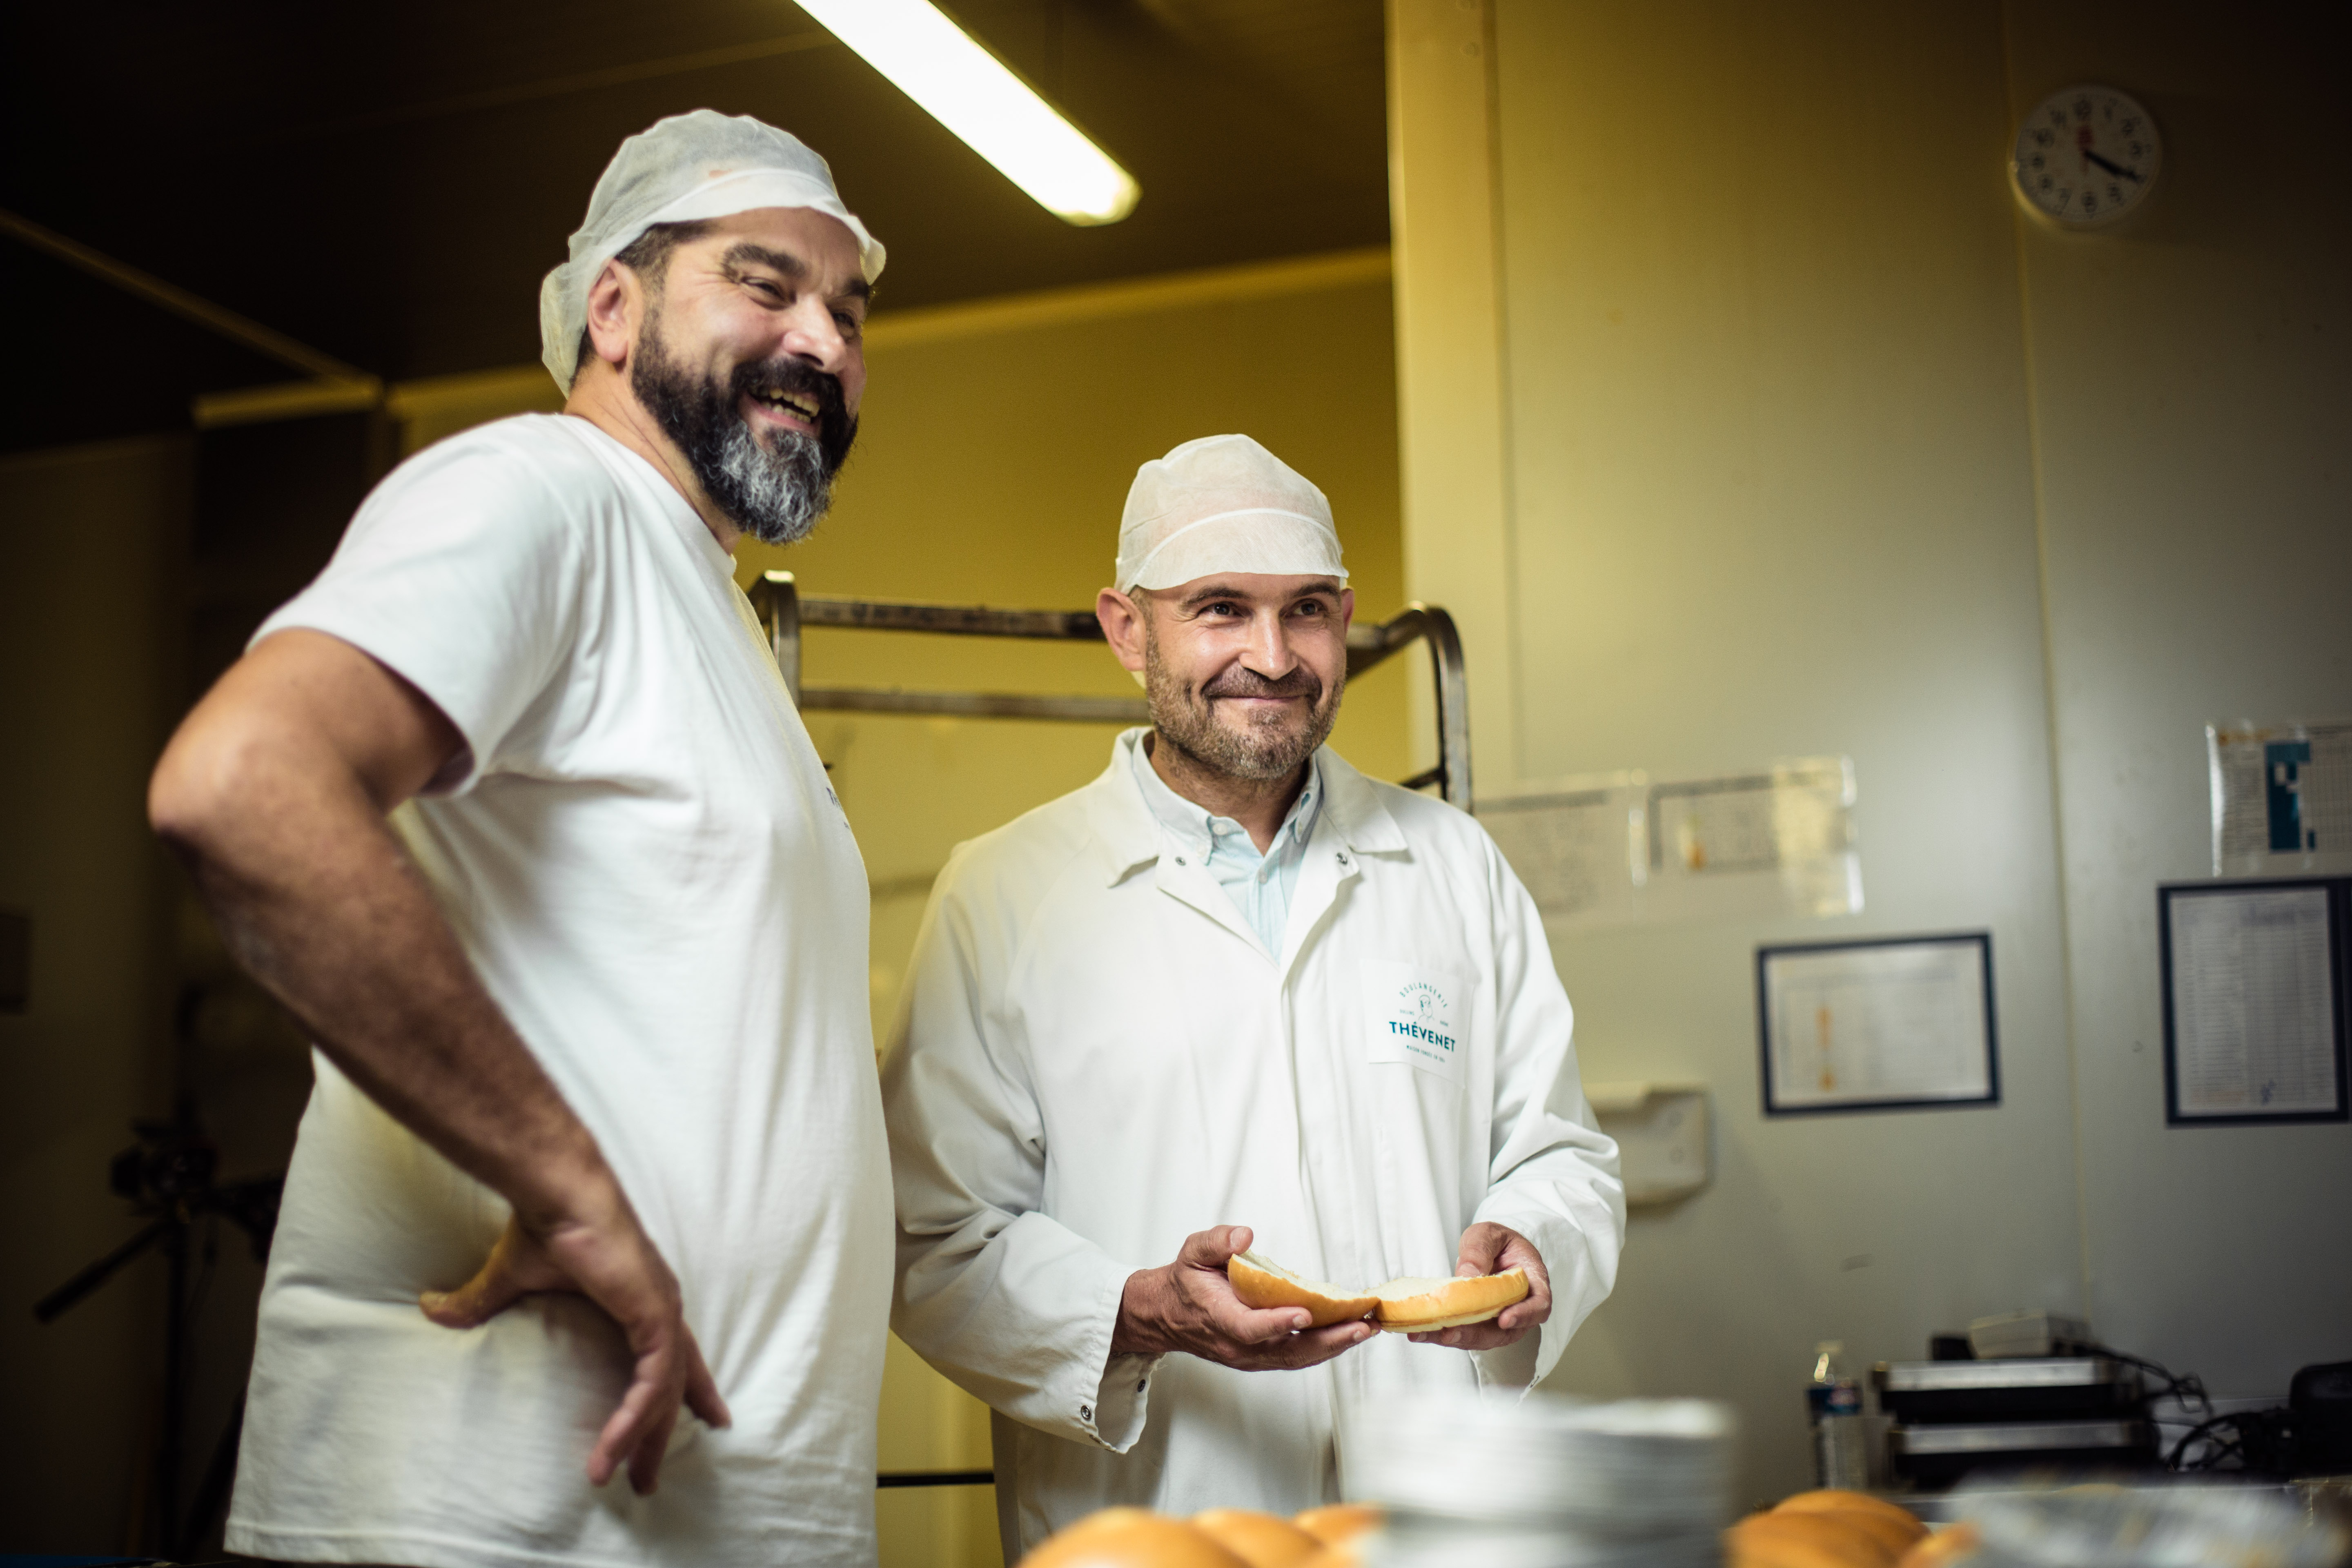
1407, 1222, 1551, 1350
421, 1179, 730, 1494
1112, 1225, 1373, 1370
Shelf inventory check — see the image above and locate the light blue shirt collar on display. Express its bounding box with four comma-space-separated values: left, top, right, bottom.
1130, 738, 1323, 956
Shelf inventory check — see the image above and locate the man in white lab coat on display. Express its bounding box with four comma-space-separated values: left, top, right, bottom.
883, 435, 1625, 1555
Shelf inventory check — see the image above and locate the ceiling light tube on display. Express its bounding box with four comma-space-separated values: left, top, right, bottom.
798, 0, 1140, 225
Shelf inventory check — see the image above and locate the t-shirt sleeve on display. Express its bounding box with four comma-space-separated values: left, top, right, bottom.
251, 429, 591, 795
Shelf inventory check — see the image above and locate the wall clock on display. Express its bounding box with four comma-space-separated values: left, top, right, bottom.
2010, 84, 2162, 228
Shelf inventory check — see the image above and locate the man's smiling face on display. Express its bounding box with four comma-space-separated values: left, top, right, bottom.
1135, 573, 1354, 782
624, 206, 870, 544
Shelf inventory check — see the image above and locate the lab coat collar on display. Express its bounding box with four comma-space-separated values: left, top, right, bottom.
1316, 745, 1409, 858
1082, 728, 1407, 888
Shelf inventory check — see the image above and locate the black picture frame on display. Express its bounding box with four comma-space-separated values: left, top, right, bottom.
1755, 932, 1999, 1116
2158, 878, 2350, 1127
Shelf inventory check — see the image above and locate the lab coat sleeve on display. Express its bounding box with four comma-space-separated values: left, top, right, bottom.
882, 855, 1163, 1452
1465, 833, 1627, 1390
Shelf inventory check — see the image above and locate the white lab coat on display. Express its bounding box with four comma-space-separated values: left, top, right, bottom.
882, 732, 1624, 1555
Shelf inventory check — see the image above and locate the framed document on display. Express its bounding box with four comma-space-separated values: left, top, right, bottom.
1757, 933, 1998, 1115
2159, 879, 2348, 1125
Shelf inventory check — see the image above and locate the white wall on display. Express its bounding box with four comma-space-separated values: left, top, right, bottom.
1389, 0, 2349, 1500
2008, 0, 2352, 1399
1488, 0, 2080, 1500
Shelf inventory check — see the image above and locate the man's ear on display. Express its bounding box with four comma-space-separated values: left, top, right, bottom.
582, 260, 643, 373
1095, 588, 1148, 676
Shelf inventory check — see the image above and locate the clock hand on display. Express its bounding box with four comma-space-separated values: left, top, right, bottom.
2083, 148, 2142, 182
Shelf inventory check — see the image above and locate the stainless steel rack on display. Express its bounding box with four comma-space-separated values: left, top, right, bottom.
748, 570, 1472, 809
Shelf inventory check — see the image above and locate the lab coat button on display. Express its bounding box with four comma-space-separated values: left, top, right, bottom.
1080, 1404, 1093, 1422
1137, 1379, 1148, 1392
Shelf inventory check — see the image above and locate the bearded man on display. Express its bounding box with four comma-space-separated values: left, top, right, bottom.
882, 434, 1628, 1556
148, 113, 890, 1566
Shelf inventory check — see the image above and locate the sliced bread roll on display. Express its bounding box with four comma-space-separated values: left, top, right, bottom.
1371, 1270, 1529, 1332
1226, 1252, 1380, 1327
1227, 1251, 1529, 1333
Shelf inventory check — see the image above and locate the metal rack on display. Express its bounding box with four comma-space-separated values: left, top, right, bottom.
748, 570, 1472, 810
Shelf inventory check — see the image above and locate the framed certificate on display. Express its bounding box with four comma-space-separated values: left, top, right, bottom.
1757, 933, 1998, 1116
2159, 879, 2349, 1125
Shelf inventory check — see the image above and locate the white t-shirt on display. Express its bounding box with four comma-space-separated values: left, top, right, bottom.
224, 414, 892, 1568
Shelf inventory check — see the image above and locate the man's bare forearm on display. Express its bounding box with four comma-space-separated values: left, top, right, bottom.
155, 633, 722, 1491
182, 798, 607, 1220
152, 637, 615, 1225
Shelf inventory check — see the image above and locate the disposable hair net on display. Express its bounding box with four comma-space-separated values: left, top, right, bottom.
539, 110, 885, 390
1116, 434, 1346, 592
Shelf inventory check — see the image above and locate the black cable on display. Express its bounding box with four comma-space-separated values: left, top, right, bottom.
2166, 1412, 2233, 1470
2168, 1407, 2295, 1474
2090, 1343, 2210, 1419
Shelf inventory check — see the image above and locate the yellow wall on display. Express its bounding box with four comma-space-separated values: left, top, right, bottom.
390, 251, 1413, 1565
1390, 0, 2350, 1501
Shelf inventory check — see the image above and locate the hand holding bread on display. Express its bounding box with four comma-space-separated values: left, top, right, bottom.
1221, 1223, 1550, 1350
1113, 1226, 1377, 1370
1410, 1222, 1551, 1349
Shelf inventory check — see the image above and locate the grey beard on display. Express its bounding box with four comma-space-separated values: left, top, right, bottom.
1143, 616, 1343, 781
704, 421, 830, 546
628, 308, 847, 547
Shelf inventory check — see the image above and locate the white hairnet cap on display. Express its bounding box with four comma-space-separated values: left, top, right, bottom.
1116, 435, 1346, 592
539, 110, 885, 390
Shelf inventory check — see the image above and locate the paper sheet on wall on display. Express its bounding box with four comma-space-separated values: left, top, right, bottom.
1481, 757, 1861, 928
1477, 775, 1646, 925
1762, 938, 1993, 1110
2167, 884, 2343, 1118
1643, 757, 1863, 922
2210, 719, 2352, 875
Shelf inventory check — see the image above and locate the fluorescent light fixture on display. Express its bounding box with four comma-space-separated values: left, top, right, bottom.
798, 0, 1140, 225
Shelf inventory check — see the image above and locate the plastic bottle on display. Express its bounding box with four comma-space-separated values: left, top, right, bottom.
1806, 1340, 1870, 1490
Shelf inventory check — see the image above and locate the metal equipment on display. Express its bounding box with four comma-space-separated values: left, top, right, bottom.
1886, 1419, 2160, 1487
1878, 1357, 2149, 1423
748, 571, 1473, 810
1876, 1358, 2158, 1488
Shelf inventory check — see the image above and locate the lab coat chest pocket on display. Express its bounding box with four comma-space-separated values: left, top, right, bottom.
1358, 958, 1479, 1267
1360, 959, 1472, 1088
